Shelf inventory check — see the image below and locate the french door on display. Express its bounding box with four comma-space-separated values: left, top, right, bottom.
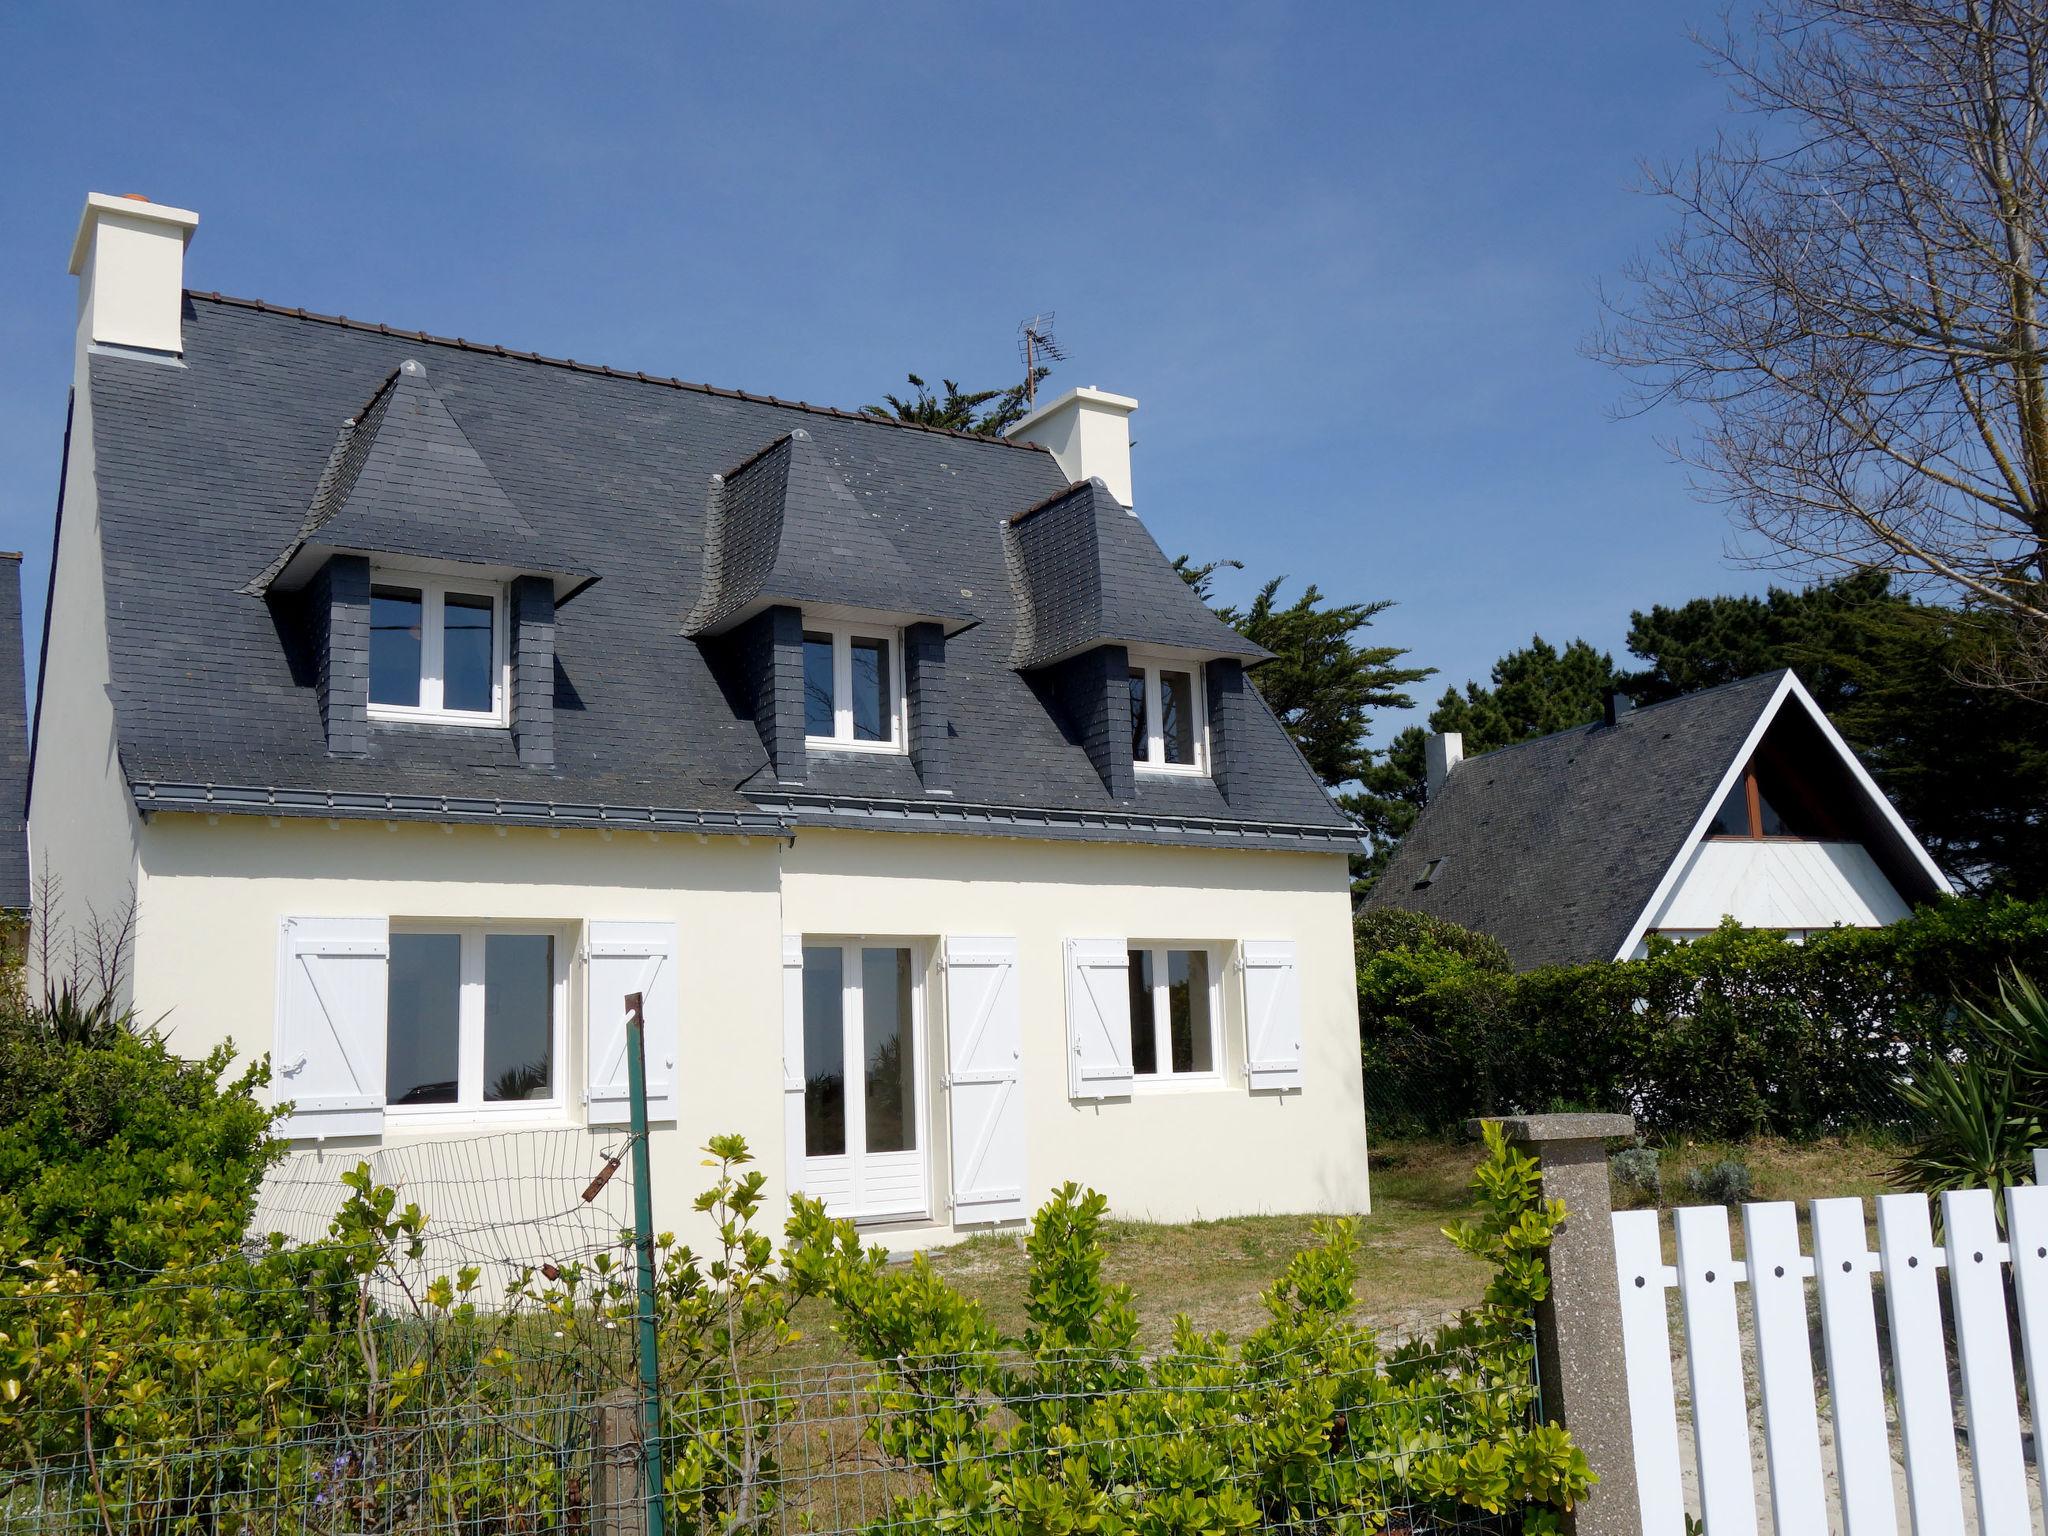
798, 941, 928, 1221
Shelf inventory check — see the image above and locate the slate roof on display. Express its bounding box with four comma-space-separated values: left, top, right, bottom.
684, 428, 969, 636
1363, 673, 1792, 968
79, 293, 1355, 849
247, 359, 595, 598
1005, 479, 1270, 669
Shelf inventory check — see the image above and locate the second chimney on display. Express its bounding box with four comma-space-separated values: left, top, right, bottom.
1424, 731, 1463, 798
69, 192, 199, 358
1004, 386, 1139, 508
1603, 687, 1636, 727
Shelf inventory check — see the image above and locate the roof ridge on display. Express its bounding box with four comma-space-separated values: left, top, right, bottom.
188, 292, 1054, 452
1459, 668, 1791, 766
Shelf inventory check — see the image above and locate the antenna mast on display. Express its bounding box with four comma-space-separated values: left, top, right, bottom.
1017, 313, 1068, 410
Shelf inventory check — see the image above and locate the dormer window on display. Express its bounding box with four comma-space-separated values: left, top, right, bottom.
1128, 654, 1207, 774
369, 571, 508, 726
803, 620, 904, 752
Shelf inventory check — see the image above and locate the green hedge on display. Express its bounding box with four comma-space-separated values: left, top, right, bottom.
1357, 897, 2048, 1139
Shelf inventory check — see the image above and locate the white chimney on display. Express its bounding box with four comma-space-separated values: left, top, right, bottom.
1424, 731, 1464, 797
69, 192, 200, 357
1003, 386, 1139, 508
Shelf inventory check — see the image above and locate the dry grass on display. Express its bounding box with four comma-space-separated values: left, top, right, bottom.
784, 1135, 1905, 1367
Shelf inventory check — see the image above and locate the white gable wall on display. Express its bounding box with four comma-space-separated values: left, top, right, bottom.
1633, 839, 1911, 955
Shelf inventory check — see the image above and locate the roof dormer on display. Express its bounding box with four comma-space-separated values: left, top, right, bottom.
1004, 478, 1267, 800
248, 360, 592, 767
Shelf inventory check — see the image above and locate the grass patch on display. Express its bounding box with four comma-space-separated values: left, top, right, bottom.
784, 1135, 1902, 1368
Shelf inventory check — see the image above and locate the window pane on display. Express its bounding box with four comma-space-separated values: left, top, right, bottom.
862, 947, 916, 1153
482, 934, 553, 1102
802, 947, 845, 1156
1160, 670, 1196, 765
1127, 947, 1158, 1076
387, 932, 460, 1105
1709, 777, 1752, 837
804, 633, 836, 738
850, 636, 890, 742
1167, 949, 1213, 1074
1129, 669, 1149, 763
370, 587, 423, 707
442, 593, 495, 713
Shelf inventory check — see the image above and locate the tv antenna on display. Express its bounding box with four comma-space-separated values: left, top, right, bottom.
1018, 313, 1067, 410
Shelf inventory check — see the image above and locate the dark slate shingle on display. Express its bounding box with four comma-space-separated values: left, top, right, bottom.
81, 297, 1352, 848
1363, 674, 1789, 968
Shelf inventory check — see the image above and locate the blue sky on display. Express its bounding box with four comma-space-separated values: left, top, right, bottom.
0, 2, 1759, 746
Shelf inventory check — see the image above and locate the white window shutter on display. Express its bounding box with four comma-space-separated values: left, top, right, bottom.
1241, 939, 1304, 1093
1064, 938, 1133, 1100
275, 917, 389, 1139
943, 937, 1028, 1225
586, 921, 679, 1127
782, 935, 806, 1194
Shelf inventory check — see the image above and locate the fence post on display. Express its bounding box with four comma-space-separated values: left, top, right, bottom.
624, 993, 667, 1536
1474, 1112, 1639, 1536
594, 1396, 649, 1536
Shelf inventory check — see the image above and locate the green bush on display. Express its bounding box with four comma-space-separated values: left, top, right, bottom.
1893, 968, 2048, 1198
1358, 897, 2048, 1140
1683, 1159, 1755, 1207
786, 1121, 1591, 1533
2, 1131, 1591, 1535
1610, 1146, 1662, 1205
0, 992, 283, 1266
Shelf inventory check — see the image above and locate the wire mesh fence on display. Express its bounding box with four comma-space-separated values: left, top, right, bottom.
4, 1123, 1539, 1536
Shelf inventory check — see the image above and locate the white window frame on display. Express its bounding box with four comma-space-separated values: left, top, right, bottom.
796, 935, 931, 1222
1127, 941, 1227, 1089
1128, 653, 1208, 776
802, 619, 906, 754
384, 920, 571, 1125
367, 569, 510, 727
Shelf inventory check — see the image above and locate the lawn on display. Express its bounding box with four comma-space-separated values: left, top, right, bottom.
787, 1133, 1906, 1362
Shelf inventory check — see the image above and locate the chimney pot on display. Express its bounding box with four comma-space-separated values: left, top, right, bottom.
1003, 385, 1139, 508
1425, 731, 1464, 797
69, 191, 200, 357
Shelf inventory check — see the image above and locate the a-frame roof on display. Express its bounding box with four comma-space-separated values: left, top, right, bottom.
1365, 671, 1952, 969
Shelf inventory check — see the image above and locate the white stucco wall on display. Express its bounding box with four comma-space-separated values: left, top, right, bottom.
1635, 839, 1911, 953
128, 815, 1368, 1256
25, 378, 145, 988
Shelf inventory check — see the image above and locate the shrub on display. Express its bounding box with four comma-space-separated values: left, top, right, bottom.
1893, 968, 2048, 1197
787, 1121, 1591, 1532
1610, 1146, 1662, 1206
2, 1131, 1590, 1534
1359, 896, 2048, 1140
0, 992, 282, 1266
1683, 1158, 1755, 1207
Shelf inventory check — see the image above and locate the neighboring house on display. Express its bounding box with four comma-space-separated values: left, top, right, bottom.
1366, 670, 1952, 969
28, 192, 1369, 1246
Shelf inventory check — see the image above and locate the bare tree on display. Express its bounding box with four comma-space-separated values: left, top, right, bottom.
1594, 1, 2048, 686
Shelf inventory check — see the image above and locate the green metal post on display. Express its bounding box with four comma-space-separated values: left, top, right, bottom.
624, 992, 667, 1536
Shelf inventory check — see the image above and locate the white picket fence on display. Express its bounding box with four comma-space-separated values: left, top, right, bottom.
1613, 1148, 2048, 1535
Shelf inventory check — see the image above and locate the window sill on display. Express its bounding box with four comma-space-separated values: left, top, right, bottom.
384, 1102, 570, 1133
1129, 1073, 1233, 1096
806, 737, 907, 757
371, 706, 510, 730
1134, 762, 1208, 779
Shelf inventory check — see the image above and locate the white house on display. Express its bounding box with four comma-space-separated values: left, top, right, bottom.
27, 192, 1370, 1250
1365, 672, 1952, 967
